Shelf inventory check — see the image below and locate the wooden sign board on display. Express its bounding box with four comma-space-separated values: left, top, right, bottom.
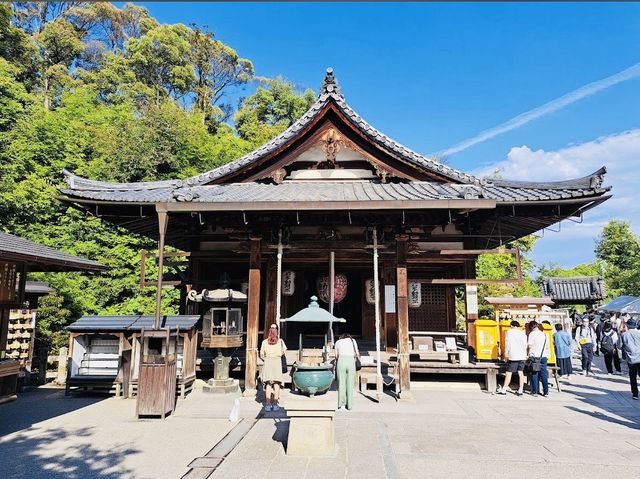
0, 262, 17, 304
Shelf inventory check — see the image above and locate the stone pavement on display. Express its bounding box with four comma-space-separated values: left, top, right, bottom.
0, 386, 236, 479
211, 354, 640, 479
1, 354, 639, 479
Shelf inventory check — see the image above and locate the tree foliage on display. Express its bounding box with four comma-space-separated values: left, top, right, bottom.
595, 220, 640, 297
0, 2, 314, 352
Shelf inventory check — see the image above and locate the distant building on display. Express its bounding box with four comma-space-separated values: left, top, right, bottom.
541, 276, 606, 306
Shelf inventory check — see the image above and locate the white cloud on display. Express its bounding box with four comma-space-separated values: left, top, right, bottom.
439, 62, 640, 157
476, 130, 640, 266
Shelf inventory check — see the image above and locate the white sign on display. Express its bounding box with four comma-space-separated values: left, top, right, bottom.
465, 285, 478, 316
384, 285, 396, 313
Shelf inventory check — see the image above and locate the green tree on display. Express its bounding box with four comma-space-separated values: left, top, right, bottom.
189, 26, 253, 129
476, 236, 540, 318
34, 292, 72, 354
234, 77, 315, 146
125, 22, 194, 101
595, 220, 640, 297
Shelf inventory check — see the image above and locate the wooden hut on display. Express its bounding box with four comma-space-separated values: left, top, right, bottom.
66, 316, 137, 396
128, 315, 199, 399
58, 68, 612, 399
0, 232, 105, 403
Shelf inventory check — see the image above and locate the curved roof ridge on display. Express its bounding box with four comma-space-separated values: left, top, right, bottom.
490, 167, 608, 190
330, 95, 481, 185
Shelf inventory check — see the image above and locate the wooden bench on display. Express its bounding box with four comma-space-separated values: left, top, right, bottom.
389, 360, 499, 392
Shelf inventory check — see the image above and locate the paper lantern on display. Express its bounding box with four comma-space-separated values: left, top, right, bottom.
365, 279, 376, 305
409, 281, 422, 308
282, 270, 295, 296
317, 274, 348, 304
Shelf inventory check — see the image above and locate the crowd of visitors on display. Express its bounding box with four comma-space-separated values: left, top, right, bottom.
496, 309, 640, 400
259, 309, 640, 412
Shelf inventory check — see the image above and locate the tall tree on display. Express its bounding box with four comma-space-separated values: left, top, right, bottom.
125, 23, 194, 102
234, 77, 315, 146
595, 220, 640, 296
189, 27, 253, 129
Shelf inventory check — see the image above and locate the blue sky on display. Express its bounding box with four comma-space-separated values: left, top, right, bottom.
138, 2, 640, 268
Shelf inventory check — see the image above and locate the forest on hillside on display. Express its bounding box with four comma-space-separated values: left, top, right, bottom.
1, 3, 638, 352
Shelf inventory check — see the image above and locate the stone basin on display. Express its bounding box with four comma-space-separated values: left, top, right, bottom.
291, 362, 334, 396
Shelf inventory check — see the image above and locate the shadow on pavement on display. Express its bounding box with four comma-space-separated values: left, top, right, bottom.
0, 425, 138, 479
0, 387, 106, 436
564, 381, 640, 431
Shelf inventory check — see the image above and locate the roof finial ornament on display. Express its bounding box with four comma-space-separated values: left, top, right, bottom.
321, 67, 343, 98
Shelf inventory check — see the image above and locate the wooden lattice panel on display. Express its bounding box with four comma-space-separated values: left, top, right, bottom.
408, 284, 449, 332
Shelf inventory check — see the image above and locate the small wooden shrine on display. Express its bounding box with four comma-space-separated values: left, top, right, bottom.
66, 314, 198, 399
59, 68, 611, 399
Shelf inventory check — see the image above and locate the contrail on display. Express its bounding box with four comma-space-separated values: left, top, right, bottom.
439, 62, 640, 157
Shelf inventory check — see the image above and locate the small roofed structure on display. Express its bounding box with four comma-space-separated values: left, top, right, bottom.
188, 288, 246, 348
66, 315, 199, 399
1, 232, 105, 404
484, 297, 555, 308
541, 276, 605, 306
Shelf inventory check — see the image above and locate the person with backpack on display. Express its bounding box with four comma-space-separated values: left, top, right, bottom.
621, 318, 640, 400
575, 316, 597, 376
600, 321, 622, 375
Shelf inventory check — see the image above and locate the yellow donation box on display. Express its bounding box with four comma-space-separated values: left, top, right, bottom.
474, 319, 499, 361
541, 322, 556, 365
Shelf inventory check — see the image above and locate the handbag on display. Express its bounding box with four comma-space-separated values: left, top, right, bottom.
351, 338, 362, 371
280, 340, 288, 374
525, 334, 547, 373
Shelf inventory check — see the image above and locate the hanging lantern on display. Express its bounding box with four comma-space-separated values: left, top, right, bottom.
282, 270, 295, 296
317, 274, 348, 304
409, 281, 422, 308
365, 279, 376, 305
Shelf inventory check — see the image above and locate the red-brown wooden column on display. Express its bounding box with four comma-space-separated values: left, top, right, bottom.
396, 235, 412, 399
244, 236, 262, 396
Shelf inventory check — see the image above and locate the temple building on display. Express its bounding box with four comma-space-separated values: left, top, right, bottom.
59, 69, 611, 397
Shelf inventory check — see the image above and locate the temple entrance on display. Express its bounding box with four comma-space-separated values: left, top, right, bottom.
280, 268, 364, 345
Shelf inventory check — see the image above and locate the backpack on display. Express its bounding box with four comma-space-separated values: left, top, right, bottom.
600, 333, 615, 355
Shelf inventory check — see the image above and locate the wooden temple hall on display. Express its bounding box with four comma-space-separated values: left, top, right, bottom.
59, 69, 611, 397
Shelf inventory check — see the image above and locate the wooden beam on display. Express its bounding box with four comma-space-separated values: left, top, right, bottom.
425, 279, 520, 285
244, 236, 262, 396
395, 235, 412, 399
154, 210, 168, 329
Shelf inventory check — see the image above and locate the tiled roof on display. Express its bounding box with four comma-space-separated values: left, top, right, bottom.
59, 179, 608, 207
21, 281, 53, 295
67, 315, 200, 332
59, 69, 610, 209
0, 231, 106, 272
541, 276, 606, 303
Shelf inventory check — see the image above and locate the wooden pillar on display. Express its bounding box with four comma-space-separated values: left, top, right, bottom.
244, 236, 262, 396
396, 235, 412, 399
154, 209, 168, 329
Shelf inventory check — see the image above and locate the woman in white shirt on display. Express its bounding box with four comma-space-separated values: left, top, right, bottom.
334, 333, 360, 410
